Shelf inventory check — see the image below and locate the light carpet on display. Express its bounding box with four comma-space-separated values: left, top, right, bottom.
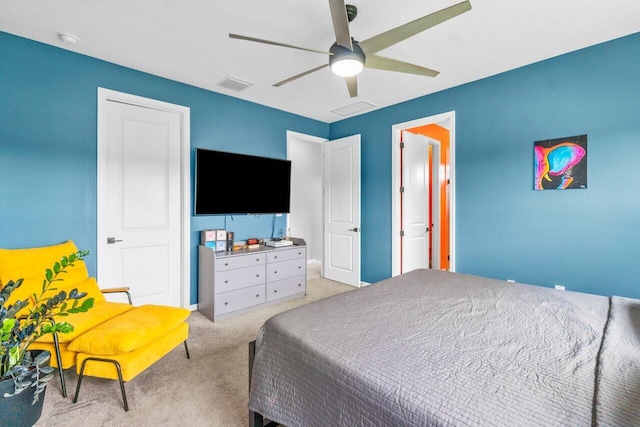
35, 277, 353, 427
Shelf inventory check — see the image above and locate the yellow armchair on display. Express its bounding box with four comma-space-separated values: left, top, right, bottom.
0, 240, 133, 397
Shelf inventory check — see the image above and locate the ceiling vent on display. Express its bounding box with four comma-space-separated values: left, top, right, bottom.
331, 100, 376, 116
216, 76, 253, 92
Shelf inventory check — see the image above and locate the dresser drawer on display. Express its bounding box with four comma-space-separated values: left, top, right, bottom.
267, 258, 306, 282
267, 276, 306, 302
266, 247, 306, 263
214, 284, 265, 316
215, 253, 265, 272
215, 265, 265, 293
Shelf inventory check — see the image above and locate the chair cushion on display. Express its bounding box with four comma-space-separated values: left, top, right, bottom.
34, 300, 134, 343
56, 277, 107, 304
0, 240, 89, 306
68, 305, 190, 355
75, 322, 189, 381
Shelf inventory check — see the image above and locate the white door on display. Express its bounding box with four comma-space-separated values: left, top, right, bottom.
323, 134, 361, 287
401, 131, 440, 273
401, 131, 430, 273
98, 96, 183, 307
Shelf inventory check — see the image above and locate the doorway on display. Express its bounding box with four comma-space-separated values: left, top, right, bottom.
287, 131, 362, 287
392, 111, 456, 276
400, 131, 441, 273
287, 131, 327, 271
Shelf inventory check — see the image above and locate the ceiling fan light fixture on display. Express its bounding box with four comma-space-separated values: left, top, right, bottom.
329, 41, 365, 77
331, 58, 364, 77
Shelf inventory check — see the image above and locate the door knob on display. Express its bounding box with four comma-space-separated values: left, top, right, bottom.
349, 227, 360, 232
107, 237, 123, 244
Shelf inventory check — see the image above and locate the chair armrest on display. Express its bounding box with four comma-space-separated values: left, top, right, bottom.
101, 287, 130, 294
101, 287, 133, 305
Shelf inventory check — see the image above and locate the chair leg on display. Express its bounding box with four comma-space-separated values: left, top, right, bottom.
73, 357, 129, 411
183, 341, 190, 359
52, 332, 67, 397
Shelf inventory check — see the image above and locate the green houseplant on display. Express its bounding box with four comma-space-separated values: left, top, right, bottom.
1, 250, 94, 409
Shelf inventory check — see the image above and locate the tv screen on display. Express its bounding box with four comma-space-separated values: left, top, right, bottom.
195, 148, 291, 215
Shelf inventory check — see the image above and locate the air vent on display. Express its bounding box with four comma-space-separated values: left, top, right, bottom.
331, 100, 376, 116
216, 76, 253, 92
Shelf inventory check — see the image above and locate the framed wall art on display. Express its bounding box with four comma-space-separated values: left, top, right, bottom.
534, 134, 587, 190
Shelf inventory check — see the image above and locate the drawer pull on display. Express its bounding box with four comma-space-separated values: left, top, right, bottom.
224, 280, 229, 283
274, 255, 278, 259
256, 294, 260, 298
224, 302, 228, 305
274, 270, 278, 274
274, 290, 278, 293
256, 274, 260, 278
298, 252, 302, 255
298, 266, 302, 269
225, 262, 229, 266
256, 258, 260, 262
298, 283, 302, 287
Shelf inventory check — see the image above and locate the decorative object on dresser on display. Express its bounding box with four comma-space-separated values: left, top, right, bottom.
198, 241, 307, 321
201, 229, 228, 251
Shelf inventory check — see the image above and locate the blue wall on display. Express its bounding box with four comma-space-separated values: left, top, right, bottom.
0, 32, 329, 304
331, 32, 640, 298
2, 30, 639, 302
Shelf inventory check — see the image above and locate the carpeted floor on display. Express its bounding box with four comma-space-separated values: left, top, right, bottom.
35, 277, 354, 427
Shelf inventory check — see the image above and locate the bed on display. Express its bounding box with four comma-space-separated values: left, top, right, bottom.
248, 269, 640, 426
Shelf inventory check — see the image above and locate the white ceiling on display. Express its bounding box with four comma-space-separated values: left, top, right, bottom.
2, 0, 640, 123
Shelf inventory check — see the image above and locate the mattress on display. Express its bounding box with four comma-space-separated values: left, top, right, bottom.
248, 269, 639, 426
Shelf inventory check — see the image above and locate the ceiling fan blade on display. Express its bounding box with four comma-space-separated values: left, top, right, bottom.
229, 33, 332, 56
273, 64, 329, 87
329, 0, 353, 50
345, 76, 357, 97
365, 54, 439, 77
359, 0, 471, 55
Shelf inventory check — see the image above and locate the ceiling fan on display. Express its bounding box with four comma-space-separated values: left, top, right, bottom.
229, 0, 472, 98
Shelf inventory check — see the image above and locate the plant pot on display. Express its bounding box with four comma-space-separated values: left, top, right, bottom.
0, 350, 50, 427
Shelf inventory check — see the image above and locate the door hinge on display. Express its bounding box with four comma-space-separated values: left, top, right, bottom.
400, 142, 405, 149
400, 186, 405, 193
400, 230, 405, 237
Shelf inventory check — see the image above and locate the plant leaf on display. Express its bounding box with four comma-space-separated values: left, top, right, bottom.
39, 373, 54, 383
33, 351, 49, 366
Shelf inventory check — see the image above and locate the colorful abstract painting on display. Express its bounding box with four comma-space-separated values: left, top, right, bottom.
534, 135, 587, 190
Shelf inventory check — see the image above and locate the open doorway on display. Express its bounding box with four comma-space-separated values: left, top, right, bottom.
286, 131, 327, 278
286, 131, 362, 287
391, 111, 456, 276
400, 131, 441, 273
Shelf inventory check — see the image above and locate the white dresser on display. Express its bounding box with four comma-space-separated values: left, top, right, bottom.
198, 243, 307, 321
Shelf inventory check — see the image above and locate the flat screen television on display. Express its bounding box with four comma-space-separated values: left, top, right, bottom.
195, 148, 291, 215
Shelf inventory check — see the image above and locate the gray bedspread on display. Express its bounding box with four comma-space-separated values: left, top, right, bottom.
248, 269, 638, 426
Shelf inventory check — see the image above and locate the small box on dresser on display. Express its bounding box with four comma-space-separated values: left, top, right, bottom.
198, 242, 307, 321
